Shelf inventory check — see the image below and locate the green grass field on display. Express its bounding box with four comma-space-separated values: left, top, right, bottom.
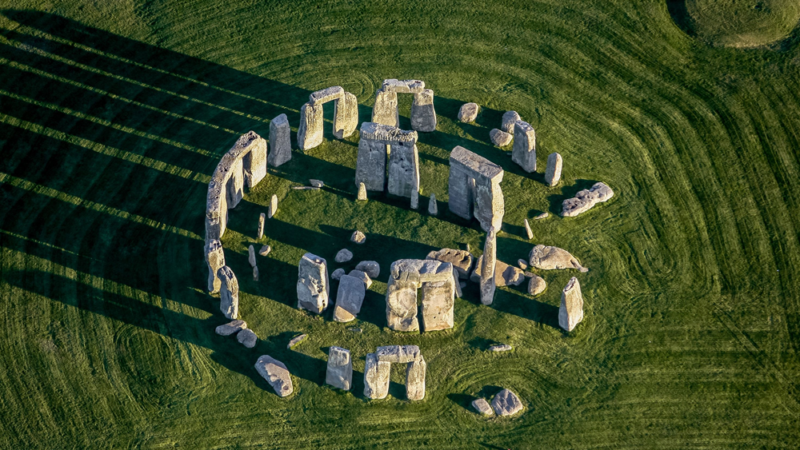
1, 0, 799, 448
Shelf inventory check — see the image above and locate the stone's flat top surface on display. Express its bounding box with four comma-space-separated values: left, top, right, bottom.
561, 182, 614, 217
514, 120, 534, 134
355, 261, 380, 278
489, 344, 513, 352
528, 275, 547, 296
259, 245, 271, 256
237, 329, 257, 348
473, 398, 495, 416
309, 86, 344, 104
376, 345, 420, 363
449, 146, 503, 179
458, 103, 479, 122
271, 113, 289, 126
360, 122, 418, 143
529, 244, 587, 272
492, 389, 523, 416
426, 248, 474, 278
287, 334, 307, 349
255, 355, 293, 397
233, 130, 262, 150
381, 79, 425, 92
390, 259, 455, 281
215, 320, 247, 336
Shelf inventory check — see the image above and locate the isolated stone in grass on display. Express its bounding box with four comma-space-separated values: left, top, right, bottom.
347, 269, 372, 289
287, 334, 307, 349
489, 344, 512, 352
411, 187, 419, 210
310, 179, 324, 188
561, 182, 614, 217
524, 219, 533, 240
257, 213, 265, 240
351, 230, 366, 244
559, 277, 584, 332
331, 268, 345, 281
268, 194, 278, 218
297, 253, 329, 314
215, 320, 247, 336
489, 128, 513, 147
512, 120, 536, 173
501, 111, 521, 133
426, 248, 474, 279
218, 266, 239, 319
268, 113, 291, 167
259, 245, 271, 257
325, 346, 353, 391
528, 275, 547, 296
335, 248, 353, 263
529, 244, 588, 272
492, 389, 523, 416
333, 274, 366, 323
355, 260, 380, 278
405, 355, 426, 401
255, 355, 293, 397
364, 353, 390, 399
237, 329, 257, 348
248, 245, 256, 267
534, 212, 549, 220
458, 102, 479, 122
357, 182, 368, 201
428, 193, 438, 215
472, 398, 494, 416
544, 152, 563, 187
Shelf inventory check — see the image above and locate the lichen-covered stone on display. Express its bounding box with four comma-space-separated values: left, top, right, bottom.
492, 389, 523, 416
381, 79, 425, 94
355, 261, 380, 278
411, 89, 437, 132
309, 86, 344, 106
298, 102, 323, 151
561, 182, 614, 217
335, 248, 353, 263
421, 279, 454, 331
426, 248, 474, 279
268, 113, 291, 167
405, 355, 426, 401
254, 355, 293, 397
240, 131, 268, 189
259, 245, 271, 257
517, 259, 528, 270
364, 353, 390, 399
371, 89, 399, 127
559, 277, 584, 331
237, 328, 257, 348
544, 153, 563, 187
458, 102, 479, 122
297, 253, 329, 314
512, 120, 536, 173
387, 143, 420, 199
215, 320, 246, 336
385, 278, 419, 332
489, 128, 513, 147
386, 259, 456, 332
218, 266, 239, 319
528, 244, 588, 272
501, 111, 521, 133
325, 346, 353, 391
528, 275, 547, 296
333, 274, 366, 322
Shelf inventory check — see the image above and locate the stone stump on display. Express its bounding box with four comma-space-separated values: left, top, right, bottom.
268, 113, 292, 167
255, 355, 293, 397
480, 227, 497, 306
501, 111, 521, 133
296, 253, 329, 314
458, 103, 479, 122
325, 346, 353, 391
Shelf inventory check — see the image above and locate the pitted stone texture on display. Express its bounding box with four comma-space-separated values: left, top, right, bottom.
255, 355, 293, 397
259, 245, 271, 257
376, 345, 421, 363
559, 277, 584, 332
385, 278, 419, 332
334, 92, 358, 139
364, 353, 390, 399
333, 275, 366, 323
472, 255, 525, 287
448, 145, 505, 232
335, 248, 353, 263
489, 128, 513, 147
528, 275, 547, 296
421, 280, 454, 331
512, 120, 536, 173
237, 329, 257, 348
361, 120, 418, 143
411, 89, 437, 132
357, 182, 368, 201
426, 248, 474, 279
480, 227, 497, 306
372, 89, 399, 127
215, 320, 246, 336
492, 389, 523, 416
257, 213, 265, 240
351, 230, 366, 244
348, 269, 373, 289
524, 219, 533, 240
205, 239, 225, 293
298, 102, 324, 151
356, 122, 418, 193
382, 79, 425, 94
458, 102, 479, 122
218, 266, 239, 319
561, 182, 614, 217
473, 398, 494, 415
309, 86, 344, 106
529, 245, 588, 272
206, 133, 256, 240
545, 153, 563, 187
269, 194, 278, 218
406, 355, 426, 401
297, 253, 329, 314
331, 268, 345, 280
501, 111, 521, 133
387, 143, 420, 199
268, 113, 291, 167
428, 193, 438, 215
248, 245, 256, 268
241, 132, 268, 189
325, 346, 353, 391
386, 259, 456, 332
355, 261, 380, 278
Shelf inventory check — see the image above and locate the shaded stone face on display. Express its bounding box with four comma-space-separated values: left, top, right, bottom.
544, 152, 563, 187
268, 113, 291, 167
528, 275, 547, 296
480, 227, 497, 306
421, 280, 454, 331
501, 111, 521, 133
237, 329, 257, 348
426, 248, 474, 279
512, 120, 536, 173
458, 102, 479, 122
347, 269, 372, 289
561, 182, 614, 217
427, 193, 438, 215
492, 389, 523, 416
297, 102, 323, 151
405, 355, 426, 401
448, 146, 504, 232
371, 89, 399, 127
528, 245, 587, 272
333, 275, 366, 323
355, 139, 388, 192
333, 92, 358, 139
363, 353, 390, 399
254, 355, 293, 397
558, 277, 584, 331
215, 320, 246, 336
296, 253, 329, 314
205, 239, 225, 293
248, 245, 256, 268
218, 265, 239, 319
242, 133, 267, 189
387, 142, 420, 198
411, 89, 437, 132
325, 346, 353, 391
385, 278, 420, 332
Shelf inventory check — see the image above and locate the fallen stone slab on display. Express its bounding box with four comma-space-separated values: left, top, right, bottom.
489, 344, 512, 352
215, 320, 247, 336
351, 230, 366, 244
561, 182, 614, 217
458, 102, 479, 122
528, 275, 547, 296
331, 268, 345, 281
489, 128, 513, 147
254, 355, 293, 397
559, 277, 584, 332
257, 213, 265, 240
335, 248, 353, 263
333, 274, 366, 322
501, 111, 521, 133
472, 398, 494, 415
426, 248, 474, 279
524, 219, 533, 240
376, 345, 420, 363
259, 245, 271, 257
355, 260, 380, 278
492, 389, 523, 416
471, 255, 525, 287
237, 329, 257, 348
528, 244, 588, 272
325, 346, 353, 391
287, 334, 307, 349
348, 269, 372, 289
534, 212, 549, 220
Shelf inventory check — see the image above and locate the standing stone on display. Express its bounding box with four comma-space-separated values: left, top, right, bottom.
268, 194, 278, 218
428, 193, 438, 215
544, 153, 563, 187
410, 89, 437, 132
215, 320, 247, 336
458, 103, 479, 122
254, 355, 293, 397
351, 230, 366, 244
242, 132, 268, 189
411, 187, 419, 210
489, 128, 513, 147
559, 277, 584, 331
237, 329, 257, 348
257, 213, 265, 240
480, 227, 497, 306
387, 143, 420, 199
512, 120, 536, 173
309, 86, 345, 106
205, 239, 225, 293
325, 346, 353, 391
561, 182, 614, 217
371, 89, 399, 127
501, 111, 521, 133
298, 102, 324, 151
524, 219, 533, 240
406, 355, 426, 401
309, 179, 324, 188
333, 92, 358, 139
528, 275, 547, 296
492, 389, 523, 416
253, 266, 259, 281
268, 113, 292, 167
296, 253, 329, 314
248, 245, 256, 267
355, 261, 380, 278
259, 245, 272, 256
518, 259, 528, 270
218, 266, 239, 319
333, 274, 366, 322
472, 398, 494, 416
421, 279, 454, 331
453, 267, 462, 298
448, 146, 505, 232
363, 353, 390, 399
335, 248, 353, 263
385, 278, 420, 332
357, 182, 368, 201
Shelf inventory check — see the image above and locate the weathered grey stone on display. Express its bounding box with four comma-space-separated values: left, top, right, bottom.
253, 266, 259, 281
426, 248, 474, 279
347, 269, 372, 289
559, 277, 584, 331
364, 353, 390, 399
351, 230, 366, 244
411, 185, 419, 209
512, 120, 536, 173
421, 279, 454, 331
480, 227, 497, 306
535, 212, 549, 220
472, 398, 494, 415
356, 139, 387, 192
387, 143, 420, 199
257, 213, 265, 240
472, 255, 525, 287
239, 131, 268, 189
528, 245, 588, 272
356, 122, 418, 194
215, 320, 246, 336
355, 261, 380, 278
297, 253, 329, 314
268, 113, 291, 167
411, 89, 437, 132
489, 128, 513, 147
237, 329, 257, 348
325, 346, 353, 390
561, 182, 614, 217
501, 111, 521, 133
259, 245, 271, 257
453, 267, 462, 298
448, 146, 505, 232
376, 345, 420, 363
492, 389, 523, 416
382, 79, 425, 94
331, 268, 345, 280
489, 344, 512, 352
372, 89, 399, 127
335, 248, 353, 263
516, 260, 527, 271
298, 102, 323, 151
458, 102, 479, 122
385, 278, 419, 332
544, 153, 563, 187
334, 92, 358, 139
310, 179, 324, 188
205, 239, 225, 293
524, 219, 533, 240
333, 275, 366, 323
248, 245, 256, 267
287, 334, 307, 349
309, 86, 344, 106
406, 355, 426, 401
269, 194, 278, 218
386, 259, 456, 332
357, 182, 368, 201
254, 355, 293, 397
528, 275, 547, 296
218, 266, 239, 319
428, 193, 438, 215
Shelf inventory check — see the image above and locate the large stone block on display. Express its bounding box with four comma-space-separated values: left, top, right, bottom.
356, 138, 387, 192
363, 353, 390, 399
255, 355, 293, 397
480, 227, 497, 306
410, 89, 436, 132
405, 355, 426, 401
387, 142, 419, 198
561, 182, 614, 217
381, 79, 425, 94
325, 346, 353, 391
309, 86, 344, 106
333, 91, 358, 139
205, 239, 225, 293
268, 113, 292, 167
474, 178, 504, 232
298, 102, 323, 151
385, 278, 419, 332
528, 245, 587, 272
240, 131, 267, 188
492, 389, 523, 416
371, 89, 399, 127
376, 345, 421, 363
426, 248, 474, 279
421, 280, 454, 331
218, 266, 239, 319
544, 152, 563, 187
458, 102, 479, 122
333, 274, 366, 322
296, 253, 329, 314
559, 277, 584, 331
512, 120, 536, 173
448, 146, 505, 232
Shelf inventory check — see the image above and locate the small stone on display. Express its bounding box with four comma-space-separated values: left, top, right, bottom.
253, 266, 259, 281
268, 194, 278, 218
501, 111, 521, 133
287, 334, 307, 349
544, 153, 563, 187
248, 245, 256, 267
489, 128, 513, 147
237, 329, 257, 348
410, 188, 419, 210
257, 213, 265, 240
357, 182, 368, 201
355, 261, 380, 278
347, 269, 372, 289
254, 355, 293, 397
524, 219, 533, 240
335, 248, 353, 263
517, 259, 528, 270
489, 344, 513, 352
310, 179, 324, 188
458, 102, 479, 122
528, 275, 547, 296
348, 327, 362, 333
428, 194, 438, 215
331, 268, 346, 280
351, 230, 366, 244
325, 346, 353, 391
529, 245, 587, 272
534, 212, 549, 220
492, 389, 523, 416
561, 182, 613, 217
259, 245, 272, 257
215, 320, 247, 336
472, 398, 494, 416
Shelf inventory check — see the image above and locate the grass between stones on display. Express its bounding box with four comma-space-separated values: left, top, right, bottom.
0, 0, 800, 448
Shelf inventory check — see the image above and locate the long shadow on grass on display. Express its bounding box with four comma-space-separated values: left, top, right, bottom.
492, 288, 560, 330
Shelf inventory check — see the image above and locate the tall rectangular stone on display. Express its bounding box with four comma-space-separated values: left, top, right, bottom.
410, 89, 436, 132
480, 227, 497, 306
385, 277, 420, 332
205, 239, 225, 293
333, 274, 366, 322
405, 355, 426, 401
218, 266, 239, 319
364, 353, 390, 399
226, 156, 244, 209
371, 89, 399, 127
296, 253, 329, 314
387, 142, 419, 198
242, 134, 267, 188
559, 277, 584, 331
512, 120, 536, 172
421, 279, 454, 331
298, 102, 323, 151
447, 165, 473, 221
355, 139, 387, 191
325, 346, 353, 391
474, 177, 504, 233
268, 113, 292, 167
545, 152, 563, 187
449, 146, 504, 232
333, 92, 358, 139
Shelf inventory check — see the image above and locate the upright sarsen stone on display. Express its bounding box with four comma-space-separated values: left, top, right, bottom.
512, 120, 536, 173
385, 278, 420, 332
545, 152, 563, 187
559, 277, 584, 331
268, 113, 292, 167
372, 89, 399, 127
297, 253, 329, 314
325, 346, 353, 391
298, 102, 323, 151
218, 266, 239, 319
421, 279, 454, 331
480, 227, 497, 306
334, 92, 358, 139
364, 353, 390, 399
205, 239, 225, 293
406, 355, 426, 401
239, 131, 267, 189
309, 86, 344, 105
411, 89, 437, 132
387, 143, 420, 198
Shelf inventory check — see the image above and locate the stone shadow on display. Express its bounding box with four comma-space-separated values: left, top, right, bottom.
665, 0, 696, 38
492, 288, 560, 330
